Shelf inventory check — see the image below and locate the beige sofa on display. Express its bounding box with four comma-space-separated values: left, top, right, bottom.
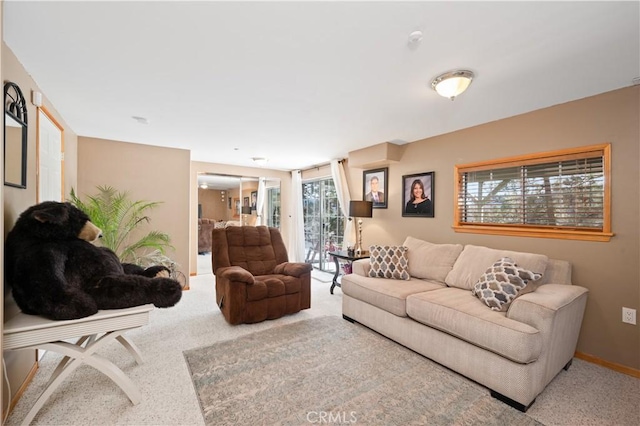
341, 237, 588, 412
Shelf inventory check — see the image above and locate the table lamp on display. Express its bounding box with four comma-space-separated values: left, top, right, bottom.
349, 200, 373, 255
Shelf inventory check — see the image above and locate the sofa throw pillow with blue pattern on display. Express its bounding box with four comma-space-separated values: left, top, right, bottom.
368, 245, 410, 280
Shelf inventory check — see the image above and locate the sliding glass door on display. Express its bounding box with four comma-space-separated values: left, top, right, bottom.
266, 186, 281, 228
302, 178, 345, 272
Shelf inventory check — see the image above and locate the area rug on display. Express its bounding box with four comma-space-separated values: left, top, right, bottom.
184, 316, 541, 425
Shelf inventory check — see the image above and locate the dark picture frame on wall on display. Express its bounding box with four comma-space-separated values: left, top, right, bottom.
251, 191, 257, 211
243, 196, 250, 207
228, 197, 232, 210
402, 172, 434, 217
363, 167, 388, 209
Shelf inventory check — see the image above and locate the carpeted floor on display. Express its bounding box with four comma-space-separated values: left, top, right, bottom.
184, 316, 541, 425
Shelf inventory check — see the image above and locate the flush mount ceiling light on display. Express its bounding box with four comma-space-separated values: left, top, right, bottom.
431, 70, 474, 100
252, 157, 268, 166
199, 183, 208, 189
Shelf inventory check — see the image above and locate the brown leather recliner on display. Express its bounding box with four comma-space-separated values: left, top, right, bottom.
211, 226, 312, 324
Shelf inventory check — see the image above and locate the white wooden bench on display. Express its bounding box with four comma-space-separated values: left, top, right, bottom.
3, 304, 153, 425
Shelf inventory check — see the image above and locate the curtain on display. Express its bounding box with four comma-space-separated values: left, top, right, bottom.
330, 159, 354, 249
256, 177, 266, 226
288, 170, 306, 262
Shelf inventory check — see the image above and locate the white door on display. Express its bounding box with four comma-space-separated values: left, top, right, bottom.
38, 108, 63, 202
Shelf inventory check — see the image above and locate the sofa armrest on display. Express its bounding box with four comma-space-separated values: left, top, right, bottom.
508, 284, 588, 326
217, 266, 255, 285
273, 262, 312, 277
352, 258, 371, 276
508, 284, 588, 381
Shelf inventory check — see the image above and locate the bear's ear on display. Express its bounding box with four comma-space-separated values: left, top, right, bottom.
32, 204, 70, 224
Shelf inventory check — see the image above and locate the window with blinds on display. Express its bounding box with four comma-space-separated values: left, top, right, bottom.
454, 144, 613, 241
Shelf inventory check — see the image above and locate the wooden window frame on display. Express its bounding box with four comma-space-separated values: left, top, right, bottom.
453, 143, 613, 242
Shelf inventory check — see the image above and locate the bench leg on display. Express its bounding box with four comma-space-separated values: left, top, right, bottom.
19, 328, 142, 425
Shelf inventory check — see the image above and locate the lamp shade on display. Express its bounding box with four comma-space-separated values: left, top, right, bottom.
241, 206, 252, 215
349, 201, 373, 218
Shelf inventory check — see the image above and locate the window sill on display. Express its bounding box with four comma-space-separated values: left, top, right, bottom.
452, 225, 614, 242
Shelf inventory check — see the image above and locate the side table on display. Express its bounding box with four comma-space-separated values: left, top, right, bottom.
327, 250, 370, 294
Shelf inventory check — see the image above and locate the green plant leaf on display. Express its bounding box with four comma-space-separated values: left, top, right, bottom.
69, 185, 173, 265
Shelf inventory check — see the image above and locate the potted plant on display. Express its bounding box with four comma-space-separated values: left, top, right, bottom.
69, 185, 186, 287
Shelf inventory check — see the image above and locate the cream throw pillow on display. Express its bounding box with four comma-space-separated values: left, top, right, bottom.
402, 237, 463, 283
368, 245, 410, 280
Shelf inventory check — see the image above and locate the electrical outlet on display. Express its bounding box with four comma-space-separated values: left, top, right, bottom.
622, 307, 636, 325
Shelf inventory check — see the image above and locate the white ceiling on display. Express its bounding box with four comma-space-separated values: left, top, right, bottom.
3, 1, 639, 171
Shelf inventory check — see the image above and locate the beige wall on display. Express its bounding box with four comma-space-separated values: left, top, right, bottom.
198, 188, 227, 220
190, 161, 291, 275
347, 86, 640, 369
77, 137, 190, 286
2, 42, 79, 410
2, 44, 78, 236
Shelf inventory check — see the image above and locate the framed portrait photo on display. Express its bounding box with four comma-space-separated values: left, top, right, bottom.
250, 191, 257, 211
402, 172, 434, 217
363, 167, 388, 209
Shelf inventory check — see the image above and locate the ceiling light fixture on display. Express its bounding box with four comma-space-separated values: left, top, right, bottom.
431, 70, 474, 100
252, 157, 268, 166
199, 183, 208, 189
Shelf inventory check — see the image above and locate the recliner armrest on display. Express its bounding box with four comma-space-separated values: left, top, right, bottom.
217, 266, 255, 285
273, 262, 313, 277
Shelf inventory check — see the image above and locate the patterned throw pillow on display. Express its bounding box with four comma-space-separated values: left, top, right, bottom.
368, 245, 410, 280
472, 257, 543, 312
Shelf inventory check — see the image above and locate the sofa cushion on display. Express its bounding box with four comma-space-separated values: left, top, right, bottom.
368, 245, 410, 280
472, 257, 543, 312
342, 273, 444, 317
445, 245, 548, 290
402, 237, 463, 283
406, 288, 542, 363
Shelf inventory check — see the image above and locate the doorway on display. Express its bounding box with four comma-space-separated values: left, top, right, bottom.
37, 107, 64, 202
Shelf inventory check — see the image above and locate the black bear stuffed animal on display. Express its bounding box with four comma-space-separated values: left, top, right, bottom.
5, 201, 183, 320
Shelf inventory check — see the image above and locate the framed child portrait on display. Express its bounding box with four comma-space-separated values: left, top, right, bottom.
363, 167, 388, 209
402, 172, 434, 217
